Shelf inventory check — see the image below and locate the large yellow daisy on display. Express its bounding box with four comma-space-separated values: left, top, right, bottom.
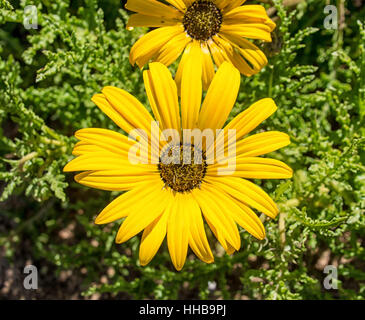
126, 0, 276, 90
63, 62, 292, 271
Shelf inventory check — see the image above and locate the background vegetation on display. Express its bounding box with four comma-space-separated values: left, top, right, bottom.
0, 0, 364, 299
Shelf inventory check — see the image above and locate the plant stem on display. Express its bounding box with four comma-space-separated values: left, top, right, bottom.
18, 151, 38, 168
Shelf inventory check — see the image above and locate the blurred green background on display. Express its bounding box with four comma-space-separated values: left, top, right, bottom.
0, 0, 364, 299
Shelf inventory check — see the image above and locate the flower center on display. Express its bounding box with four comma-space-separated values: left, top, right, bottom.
183, 0, 223, 41
158, 143, 207, 193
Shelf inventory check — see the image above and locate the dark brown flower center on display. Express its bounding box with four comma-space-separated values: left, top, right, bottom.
183, 0, 223, 41
158, 143, 207, 193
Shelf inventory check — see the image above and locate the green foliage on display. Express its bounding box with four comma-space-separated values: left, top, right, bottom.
0, 0, 364, 299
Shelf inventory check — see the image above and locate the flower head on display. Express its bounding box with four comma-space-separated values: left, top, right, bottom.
126, 0, 276, 90
64, 62, 292, 271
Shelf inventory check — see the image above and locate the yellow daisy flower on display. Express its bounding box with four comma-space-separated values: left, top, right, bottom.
126, 0, 276, 90
63, 62, 292, 271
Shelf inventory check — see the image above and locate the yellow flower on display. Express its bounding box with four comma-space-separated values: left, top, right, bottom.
126, 0, 276, 90
63, 62, 292, 271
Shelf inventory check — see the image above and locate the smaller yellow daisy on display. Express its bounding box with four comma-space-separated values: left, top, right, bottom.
126, 0, 276, 90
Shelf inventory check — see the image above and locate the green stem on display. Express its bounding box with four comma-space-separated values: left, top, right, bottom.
268, 66, 274, 97
18, 151, 38, 168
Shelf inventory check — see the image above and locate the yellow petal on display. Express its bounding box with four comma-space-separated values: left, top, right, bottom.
221, 0, 247, 13
205, 176, 278, 219
74, 170, 160, 191
217, 33, 267, 76
95, 180, 163, 224
72, 139, 149, 164
204, 216, 235, 254
204, 186, 265, 240
224, 98, 277, 140
180, 40, 203, 130
235, 131, 290, 157
201, 42, 215, 91
72, 141, 105, 156
192, 185, 241, 251
213, 130, 291, 170
165, 0, 187, 12
175, 41, 192, 92
129, 25, 184, 68
213, 0, 245, 11
127, 13, 180, 28
202, 184, 241, 250
155, 33, 191, 67
210, 34, 252, 76
102, 86, 154, 134
265, 19, 276, 31
228, 47, 265, 76
198, 62, 240, 130
91, 94, 134, 135
63, 152, 156, 173
91, 91, 153, 145
221, 32, 268, 72
74, 128, 137, 158
167, 194, 189, 271
208, 157, 293, 179
139, 209, 170, 266
116, 186, 172, 244
143, 62, 181, 135
223, 5, 276, 32
185, 193, 214, 263
125, 0, 182, 19
220, 23, 273, 42
207, 37, 229, 67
